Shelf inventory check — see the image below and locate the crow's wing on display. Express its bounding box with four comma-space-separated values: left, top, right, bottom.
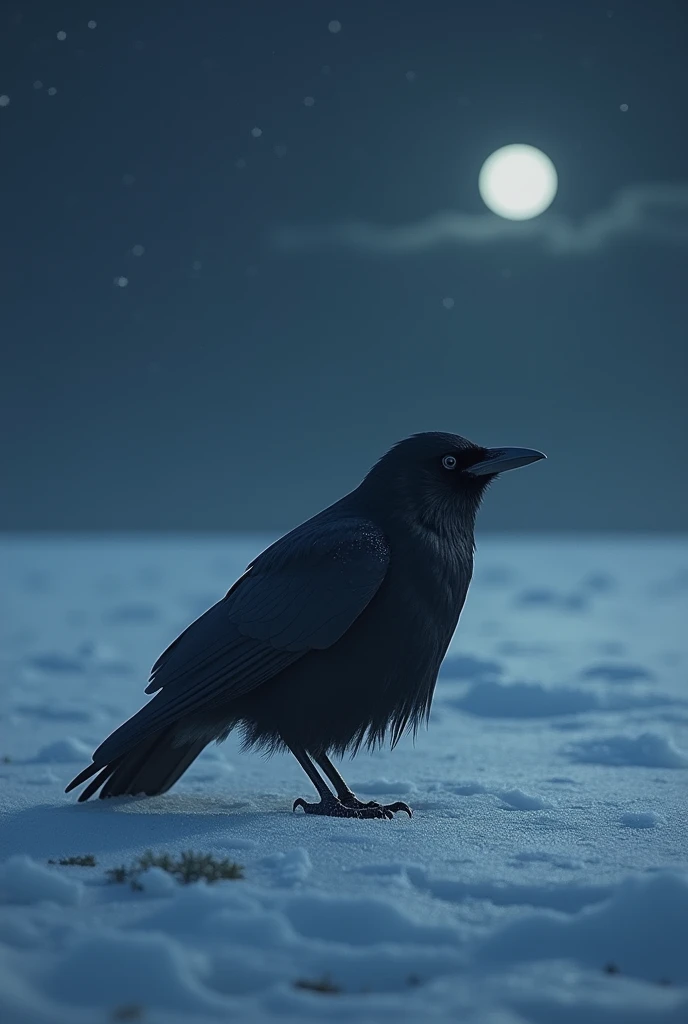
93, 517, 389, 762
143, 566, 253, 694
226, 517, 390, 651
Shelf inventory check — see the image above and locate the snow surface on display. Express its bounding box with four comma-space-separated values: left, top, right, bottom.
1, 534, 687, 1024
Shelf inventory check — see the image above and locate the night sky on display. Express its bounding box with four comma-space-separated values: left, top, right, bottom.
1, 0, 686, 532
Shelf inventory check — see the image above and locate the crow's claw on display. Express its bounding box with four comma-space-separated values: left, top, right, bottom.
292, 792, 412, 819
380, 800, 413, 817
340, 793, 413, 817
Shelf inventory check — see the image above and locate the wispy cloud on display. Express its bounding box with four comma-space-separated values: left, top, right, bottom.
272, 182, 688, 256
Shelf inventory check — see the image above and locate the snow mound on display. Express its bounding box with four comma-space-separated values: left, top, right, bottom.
476, 871, 688, 983
567, 732, 688, 768
132, 883, 270, 942
104, 602, 159, 623
137, 866, 179, 896
44, 929, 226, 1013
77, 640, 132, 674
440, 654, 504, 681
33, 737, 92, 763
356, 864, 612, 912
452, 680, 595, 717
25, 652, 85, 674
12, 703, 92, 723
580, 572, 616, 592
283, 890, 461, 946
495, 640, 552, 656
474, 564, 516, 586
449, 680, 673, 718
620, 812, 663, 829
581, 662, 655, 683
498, 789, 550, 811
515, 587, 589, 610
0, 856, 83, 906
264, 848, 313, 885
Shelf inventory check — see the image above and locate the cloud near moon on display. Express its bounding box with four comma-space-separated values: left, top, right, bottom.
272, 182, 688, 256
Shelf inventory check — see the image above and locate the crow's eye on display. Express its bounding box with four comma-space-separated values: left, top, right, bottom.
442, 455, 457, 470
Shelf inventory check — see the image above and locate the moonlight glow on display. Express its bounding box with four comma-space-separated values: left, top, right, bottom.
479, 144, 558, 220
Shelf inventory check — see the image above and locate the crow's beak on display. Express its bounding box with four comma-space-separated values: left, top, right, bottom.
466, 446, 547, 477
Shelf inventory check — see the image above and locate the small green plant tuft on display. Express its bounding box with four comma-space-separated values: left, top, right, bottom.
106, 865, 143, 890
106, 865, 130, 885
294, 975, 341, 995
106, 850, 244, 890
48, 854, 97, 867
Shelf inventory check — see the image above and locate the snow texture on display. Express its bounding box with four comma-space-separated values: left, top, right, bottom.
0, 535, 687, 1024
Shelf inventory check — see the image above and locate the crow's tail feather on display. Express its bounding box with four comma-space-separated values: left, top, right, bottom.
65, 727, 208, 802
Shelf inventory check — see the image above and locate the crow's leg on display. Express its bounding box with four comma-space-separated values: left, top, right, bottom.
287, 743, 409, 819
313, 750, 412, 818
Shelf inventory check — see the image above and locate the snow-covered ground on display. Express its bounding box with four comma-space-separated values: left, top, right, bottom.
1, 534, 687, 1024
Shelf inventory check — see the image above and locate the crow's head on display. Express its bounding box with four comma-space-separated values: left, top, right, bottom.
360, 431, 545, 533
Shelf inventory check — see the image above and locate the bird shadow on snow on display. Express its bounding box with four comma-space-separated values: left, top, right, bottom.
0, 797, 276, 861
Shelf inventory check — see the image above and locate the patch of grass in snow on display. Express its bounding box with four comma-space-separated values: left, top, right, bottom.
1, 755, 11, 763
48, 854, 97, 867
106, 865, 140, 889
106, 850, 244, 890
294, 975, 341, 995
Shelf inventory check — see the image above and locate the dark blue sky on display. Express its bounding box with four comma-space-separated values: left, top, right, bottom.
1, 0, 686, 531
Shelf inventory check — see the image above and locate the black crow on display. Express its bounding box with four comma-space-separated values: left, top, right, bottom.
66, 432, 545, 818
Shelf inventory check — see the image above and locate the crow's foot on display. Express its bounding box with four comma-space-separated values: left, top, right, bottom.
340, 792, 413, 817
293, 791, 412, 819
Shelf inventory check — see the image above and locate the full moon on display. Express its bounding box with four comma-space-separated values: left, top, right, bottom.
478, 144, 557, 220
